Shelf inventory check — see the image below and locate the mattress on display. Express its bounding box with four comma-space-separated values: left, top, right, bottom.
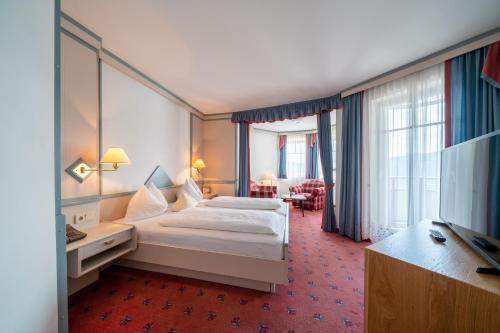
114, 204, 287, 260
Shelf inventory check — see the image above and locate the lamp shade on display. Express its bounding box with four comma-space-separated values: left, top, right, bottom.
193, 159, 206, 169
101, 147, 130, 165
265, 173, 277, 180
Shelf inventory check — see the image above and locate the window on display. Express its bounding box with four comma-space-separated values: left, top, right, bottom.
286, 134, 306, 179
384, 93, 443, 230
363, 64, 444, 240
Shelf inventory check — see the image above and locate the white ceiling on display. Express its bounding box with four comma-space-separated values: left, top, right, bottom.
62, 0, 500, 114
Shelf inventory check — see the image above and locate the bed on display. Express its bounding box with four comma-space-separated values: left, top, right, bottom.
114, 199, 289, 292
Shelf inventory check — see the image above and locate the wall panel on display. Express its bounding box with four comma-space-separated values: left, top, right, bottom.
191, 114, 204, 178
101, 63, 191, 195
201, 119, 236, 195
61, 33, 99, 199
203, 119, 236, 180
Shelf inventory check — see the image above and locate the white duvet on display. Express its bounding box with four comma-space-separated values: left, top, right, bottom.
157, 206, 282, 235
203, 196, 282, 210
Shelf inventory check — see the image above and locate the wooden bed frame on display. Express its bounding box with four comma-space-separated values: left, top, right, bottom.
114, 203, 289, 292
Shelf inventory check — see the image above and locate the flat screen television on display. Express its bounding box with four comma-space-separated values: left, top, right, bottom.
440, 130, 500, 271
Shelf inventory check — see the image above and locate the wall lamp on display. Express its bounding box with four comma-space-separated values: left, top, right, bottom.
66, 147, 130, 183
192, 159, 206, 178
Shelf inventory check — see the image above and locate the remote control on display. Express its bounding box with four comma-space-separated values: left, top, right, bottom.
429, 229, 446, 243
472, 236, 499, 252
432, 220, 448, 226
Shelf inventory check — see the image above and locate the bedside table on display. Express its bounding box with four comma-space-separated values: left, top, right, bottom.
203, 193, 218, 200
67, 223, 136, 279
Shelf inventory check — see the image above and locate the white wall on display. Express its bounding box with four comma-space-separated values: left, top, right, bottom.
250, 127, 306, 196
277, 178, 305, 196
0, 1, 58, 332
250, 128, 278, 181
101, 63, 191, 194
61, 33, 99, 199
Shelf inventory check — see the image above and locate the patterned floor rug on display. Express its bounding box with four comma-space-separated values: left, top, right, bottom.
69, 206, 368, 333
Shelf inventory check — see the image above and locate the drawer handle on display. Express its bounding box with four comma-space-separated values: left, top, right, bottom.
104, 239, 115, 246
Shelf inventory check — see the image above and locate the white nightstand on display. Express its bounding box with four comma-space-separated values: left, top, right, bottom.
67, 223, 136, 279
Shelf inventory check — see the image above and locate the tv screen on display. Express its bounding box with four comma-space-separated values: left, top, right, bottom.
440, 130, 500, 240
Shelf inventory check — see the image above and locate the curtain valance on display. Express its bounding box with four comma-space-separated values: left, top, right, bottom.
231, 94, 342, 123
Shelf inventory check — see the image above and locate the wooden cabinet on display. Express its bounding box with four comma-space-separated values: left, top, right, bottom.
365, 220, 500, 333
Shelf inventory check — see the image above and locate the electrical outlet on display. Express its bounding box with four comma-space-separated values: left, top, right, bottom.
74, 213, 87, 224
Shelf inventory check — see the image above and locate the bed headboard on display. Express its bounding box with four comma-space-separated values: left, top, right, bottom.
144, 165, 173, 188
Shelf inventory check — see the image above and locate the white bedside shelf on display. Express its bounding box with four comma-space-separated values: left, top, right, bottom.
66, 223, 136, 279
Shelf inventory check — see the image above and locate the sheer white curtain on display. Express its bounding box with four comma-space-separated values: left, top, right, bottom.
286, 134, 306, 179
362, 64, 444, 241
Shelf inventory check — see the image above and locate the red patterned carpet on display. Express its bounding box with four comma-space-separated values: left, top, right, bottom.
69, 206, 368, 333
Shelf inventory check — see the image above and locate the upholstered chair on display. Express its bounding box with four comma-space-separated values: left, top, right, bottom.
289, 179, 326, 210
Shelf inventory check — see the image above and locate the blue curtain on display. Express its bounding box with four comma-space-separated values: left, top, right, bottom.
232, 94, 342, 123
317, 111, 336, 232
237, 123, 250, 197
306, 134, 318, 179
278, 135, 287, 178
487, 135, 500, 239
339, 92, 363, 241
450, 46, 500, 145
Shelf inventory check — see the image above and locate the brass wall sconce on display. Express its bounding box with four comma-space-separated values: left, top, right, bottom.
65, 147, 131, 183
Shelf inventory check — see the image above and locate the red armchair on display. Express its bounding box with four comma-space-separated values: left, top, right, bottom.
250, 181, 277, 198
289, 179, 326, 210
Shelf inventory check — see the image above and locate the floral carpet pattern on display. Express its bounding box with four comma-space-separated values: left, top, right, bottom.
69, 207, 368, 333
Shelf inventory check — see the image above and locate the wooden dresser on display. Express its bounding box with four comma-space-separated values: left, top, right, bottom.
365, 219, 500, 333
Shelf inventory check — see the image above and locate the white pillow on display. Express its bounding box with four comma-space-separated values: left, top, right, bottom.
125, 185, 167, 222
181, 179, 203, 201
148, 183, 168, 209
170, 190, 199, 212
188, 178, 203, 199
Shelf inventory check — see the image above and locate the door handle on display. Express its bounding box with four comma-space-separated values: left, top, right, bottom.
104, 239, 115, 246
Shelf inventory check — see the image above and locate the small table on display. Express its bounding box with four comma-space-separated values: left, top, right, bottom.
66, 223, 136, 295
282, 194, 307, 217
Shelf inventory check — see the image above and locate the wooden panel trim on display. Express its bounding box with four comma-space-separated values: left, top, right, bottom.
62, 195, 100, 207
61, 12, 205, 119
61, 12, 101, 50
99, 48, 204, 118
202, 179, 237, 184
101, 184, 181, 200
